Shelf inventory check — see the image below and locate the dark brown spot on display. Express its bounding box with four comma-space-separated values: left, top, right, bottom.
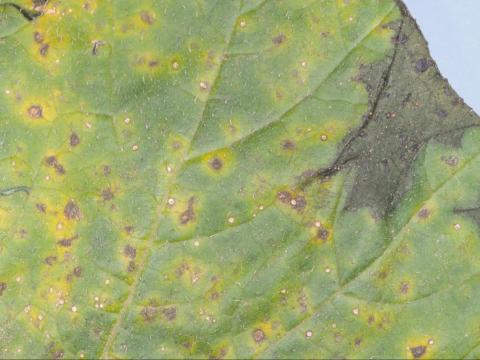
281, 139, 296, 150
378, 271, 388, 280
394, 32, 408, 45
354, 338, 362, 347
209, 157, 223, 170
52, 349, 64, 359
39, 43, 49, 56
317, 227, 329, 241
291, 196, 306, 211
127, 261, 136, 272
124, 245, 136, 259
36, 203, 46, 213
140, 11, 155, 24
148, 60, 159, 68
183, 342, 192, 349
101, 188, 114, 201
44, 256, 57, 265
73, 266, 82, 277
70, 133, 80, 147
417, 208, 430, 219
400, 282, 409, 294
33, 0, 48, 6
45, 156, 65, 175
415, 58, 429, 73
175, 263, 189, 277
28, 105, 43, 119
277, 191, 292, 204
58, 235, 78, 247
368, 315, 375, 325
436, 109, 448, 118
180, 197, 195, 225
33, 31, 44, 43
252, 329, 265, 343
442, 155, 459, 167
210, 291, 219, 301
141, 306, 157, 321
64, 200, 81, 221
162, 306, 177, 321
272, 33, 286, 45
0, 282, 6, 296
103, 165, 111, 176
410, 345, 426, 358
92, 40, 105, 55
124, 226, 134, 234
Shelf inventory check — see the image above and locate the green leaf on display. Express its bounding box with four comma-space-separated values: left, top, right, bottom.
0, 0, 479, 358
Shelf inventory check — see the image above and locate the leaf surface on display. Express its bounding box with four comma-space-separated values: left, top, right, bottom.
0, 0, 479, 359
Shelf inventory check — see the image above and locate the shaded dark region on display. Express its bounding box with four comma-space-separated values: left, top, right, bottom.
0, 186, 30, 196
302, 1, 480, 219
2, 2, 41, 21
454, 206, 480, 229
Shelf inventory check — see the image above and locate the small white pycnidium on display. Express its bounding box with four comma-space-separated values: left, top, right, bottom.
100, 303, 104, 309
167, 198, 176, 206
314, 221, 321, 228
172, 61, 179, 70
280, 288, 287, 294
228, 216, 235, 224
259, 205, 264, 211
332, 323, 337, 329
56, 223, 63, 230
454, 223, 461, 231
38, 314, 44, 321
166, 165, 173, 173
325, 267, 331, 273
85, 122, 92, 129
320, 134, 328, 141
58, 299, 64, 305
80, 353, 85, 358
193, 240, 200, 247
301, 60, 307, 68
352, 307, 359, 316
94, 296, 99, 302
24, 305, 31, 313
45, 175, 51, 181
290, 199, 297, 206
305, 330, 313, 338
5, 90, 10, 95
239, 19, 246, 28
15, 276, 21, 283
124, 117, 131, 124
132, 144, 139, 151
55, 59, 60, 64
71, 305, 77, 312
105, 279, 111, 285
348, 16, 353, 22
428, 339, 434, 345
199, 81, 208, 90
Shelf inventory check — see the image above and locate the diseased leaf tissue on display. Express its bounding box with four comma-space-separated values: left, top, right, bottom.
0, 0, 479, 359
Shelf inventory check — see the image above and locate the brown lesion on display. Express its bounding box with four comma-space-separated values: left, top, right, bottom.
0, 282, 6, 296
64, 200, 81, 221
70, 133, 80, 147
140, 11, 155, 24
162, 306, 177, 321
45, 156, 66, 175
252, 329, 266, 344
410, 345, 426, 358
180, 197, 196, 225
28, 105, 43, 119
272, 33, 286, 46
57, 235, 78, 247
101, 188, 115, 202
124, 245, 136, 259
209, 157, 223, 170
